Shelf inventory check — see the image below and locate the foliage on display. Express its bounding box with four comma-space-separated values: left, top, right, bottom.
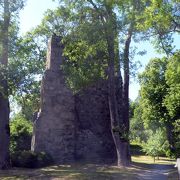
11, 151, 53, 168
139, 57, 169, 129
11, 151, 37, 168
134, 51, 180, 157
27, 0, 148, 92
0, 0, 27, 58
35, 4, 110, 91
136, 0, 180, 54
10, 114, 33, 153
8, 34, 45, 94
142, 129, 169, 160
130, 99, 147, 143
0, 0, 43, 120
173, 119, 180, 157
164, 51, 180, 157
7, 32, 46, 120
130, 144, 144, 156
165, 51, 180, 119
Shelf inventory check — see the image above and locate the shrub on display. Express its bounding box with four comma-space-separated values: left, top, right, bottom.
11, 151, 37, 168
130, 144, 144, 155
11, 151, 54, 168
142, 129, 169, 161
36, 152, 54, 168
10, 114, 33, 153
173, 119, 180, 158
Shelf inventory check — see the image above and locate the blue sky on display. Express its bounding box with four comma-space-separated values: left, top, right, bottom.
19, 0, 58, 34
19, 0, 180, 101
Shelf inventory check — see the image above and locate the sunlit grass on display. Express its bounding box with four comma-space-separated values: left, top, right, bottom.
132, 155, 176, 165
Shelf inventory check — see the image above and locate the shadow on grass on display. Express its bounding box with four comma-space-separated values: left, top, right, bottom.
40, 164, 140, 180
0, 156, 177, 180
0, 164, 140, 180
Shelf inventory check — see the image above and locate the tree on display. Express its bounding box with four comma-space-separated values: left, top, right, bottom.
138, 57, 173, 152
139, 57, 169, 129
137, 0, 180, 55
0, 0, 25, 169
0, 0, 11, 169
142, 128, 169, 162
138, 51, 180, 157
102, 2, 131, 167
136, 0, 180, 156
165, 51, 180, 120
164, 51, 180, 157
8, 32, 45, 120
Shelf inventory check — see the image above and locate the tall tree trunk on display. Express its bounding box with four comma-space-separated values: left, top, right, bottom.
0, 0, 10, 169
107, 36, 130, 166
105, 6, 130, 167
123, 28, 132, 162
88, 0, 131, 166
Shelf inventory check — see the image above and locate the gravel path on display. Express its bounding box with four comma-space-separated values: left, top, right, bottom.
137, 164, 174, 180
138, 169, 168, 179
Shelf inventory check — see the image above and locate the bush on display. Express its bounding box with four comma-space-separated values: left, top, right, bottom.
173, 119, 180, 158
130, 144, 145, 155
10, 114, 33, 153
11, 151, 37, 168
11, 151, 54, 168
36, 152, 54, 168
142, 129, 169, 161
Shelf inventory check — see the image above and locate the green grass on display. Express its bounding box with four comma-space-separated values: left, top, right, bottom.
0, 156, 178, 180
132, 155, 176, 165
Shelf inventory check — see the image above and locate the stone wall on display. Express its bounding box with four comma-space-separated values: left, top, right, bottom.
75, 80, 116, 163
31, 35, 116, 164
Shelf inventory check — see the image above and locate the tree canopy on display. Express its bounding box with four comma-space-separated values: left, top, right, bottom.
131, 51, 180, 158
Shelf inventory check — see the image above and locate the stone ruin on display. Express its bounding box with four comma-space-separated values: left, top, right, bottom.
31, 35, 116, 164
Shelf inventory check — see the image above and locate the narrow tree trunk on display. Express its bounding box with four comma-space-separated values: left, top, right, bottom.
107, 40, 128, 166
0, 89, 10, 169
0, 0, 10, 169
115, 58, 130, 167
88, 0, 131, 166
166, 119, 176, 155
105, 6, 130, 166
123, 28, 132, 162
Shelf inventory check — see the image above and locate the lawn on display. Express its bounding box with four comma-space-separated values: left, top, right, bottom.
0, 156, 178, 180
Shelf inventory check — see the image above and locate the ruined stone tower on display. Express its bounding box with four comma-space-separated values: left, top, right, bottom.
31, 35, 76, 163
32, 35, 116, 164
